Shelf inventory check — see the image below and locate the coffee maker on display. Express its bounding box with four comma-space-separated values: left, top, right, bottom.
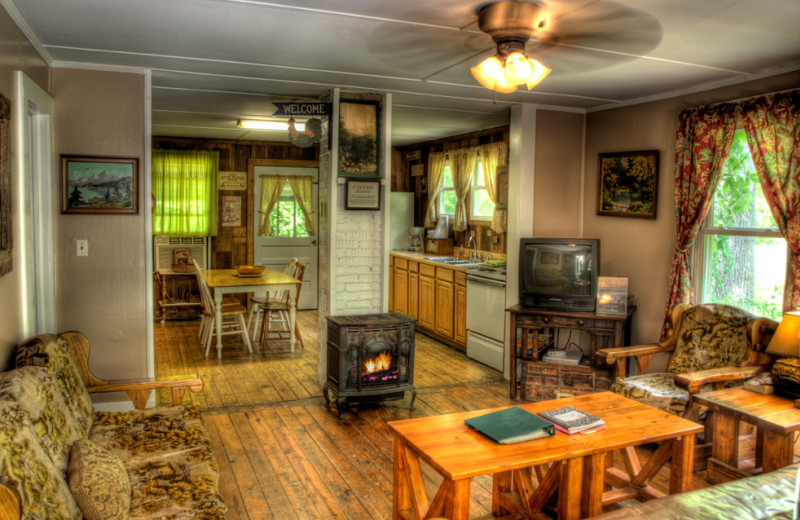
406, 227, 424, 251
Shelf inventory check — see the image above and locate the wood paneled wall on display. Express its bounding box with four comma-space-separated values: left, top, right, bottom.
392, 126, 509, 255
152, 136, 319, 268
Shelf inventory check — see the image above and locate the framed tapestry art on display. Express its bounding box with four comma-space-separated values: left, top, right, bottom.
62, 156, 139, 214
597, 150, 659, 219
0, 93, 12, 277
338, 99, 379, 178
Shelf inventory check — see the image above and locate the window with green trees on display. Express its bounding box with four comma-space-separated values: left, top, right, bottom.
696, 129, 786, 320
268, 185, 308, 237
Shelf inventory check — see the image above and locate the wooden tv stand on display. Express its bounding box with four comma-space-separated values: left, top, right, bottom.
507, 304, 636, 399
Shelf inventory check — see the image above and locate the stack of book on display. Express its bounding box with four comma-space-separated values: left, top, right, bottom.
538, 406, 605, 434
465, 406, 555, 444
744, 372, 774, 394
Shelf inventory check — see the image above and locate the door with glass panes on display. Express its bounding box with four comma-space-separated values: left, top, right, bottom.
253, 166, 318, 310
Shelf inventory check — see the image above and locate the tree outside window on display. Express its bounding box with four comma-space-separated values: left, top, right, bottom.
268, 185, 309, 237
438, 164, 457, 216
696, 129, 786, 321
471, 160, 494, 220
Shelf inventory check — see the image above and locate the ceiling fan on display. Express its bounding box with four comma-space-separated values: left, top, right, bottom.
469, 0, 663, 93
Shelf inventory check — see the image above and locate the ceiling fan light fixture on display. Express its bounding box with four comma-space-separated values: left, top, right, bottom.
471, 56, 518, 93
503, 52, 534, 84
524, 59, 551, 90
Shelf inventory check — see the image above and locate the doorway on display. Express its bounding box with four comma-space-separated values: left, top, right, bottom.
253, 166, 318, 310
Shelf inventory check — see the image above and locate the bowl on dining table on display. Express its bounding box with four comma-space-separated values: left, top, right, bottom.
235, 265, 265, 276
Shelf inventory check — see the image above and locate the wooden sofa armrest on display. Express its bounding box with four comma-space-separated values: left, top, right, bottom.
0, 482, 20, 520
673, 365, 768, 394
596, 342, 675, 378
87, 375, 204, 410
60, 331, 203, 410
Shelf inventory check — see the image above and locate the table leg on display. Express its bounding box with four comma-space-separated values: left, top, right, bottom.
446, 478, 471, 520
288, 284, 297, 353
581, 453, 605, 518
559, 457, 583, 520
711, 412, 739, 467
393, 436, 411, 520
761, 430, 793, 473
492, 470, 512, 516
669, 434, 696, 495
214, 291, 223, 358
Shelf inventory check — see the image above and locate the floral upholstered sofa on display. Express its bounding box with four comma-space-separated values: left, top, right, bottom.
0, 332, 226, 519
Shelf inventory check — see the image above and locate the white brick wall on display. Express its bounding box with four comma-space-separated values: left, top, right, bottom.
334, 210, 385, 314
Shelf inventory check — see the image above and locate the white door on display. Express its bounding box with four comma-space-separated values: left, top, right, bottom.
253, 166, 318, 310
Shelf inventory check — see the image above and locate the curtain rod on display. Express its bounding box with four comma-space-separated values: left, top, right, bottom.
711, 87, 798, 107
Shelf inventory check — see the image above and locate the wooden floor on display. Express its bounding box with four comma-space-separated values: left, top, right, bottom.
154, 311, 709, 519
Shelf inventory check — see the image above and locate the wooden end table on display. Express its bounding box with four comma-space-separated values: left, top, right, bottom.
693, 386, 800, 484
388, 392, 701, 520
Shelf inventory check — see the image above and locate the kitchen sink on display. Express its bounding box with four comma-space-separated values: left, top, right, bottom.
424, 257, 484, 267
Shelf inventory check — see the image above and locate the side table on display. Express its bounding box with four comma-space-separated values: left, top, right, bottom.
693, 386, 800, 484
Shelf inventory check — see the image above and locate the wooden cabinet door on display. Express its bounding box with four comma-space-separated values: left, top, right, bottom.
454, 282, 467, 349
435, 279, 454, 338
388, 257, 395, 311
418, 274, 436, 331
408, 271, 419, 319
393, 268, 409, 315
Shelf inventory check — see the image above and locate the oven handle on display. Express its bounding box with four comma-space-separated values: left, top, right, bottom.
466, 275, 506, 288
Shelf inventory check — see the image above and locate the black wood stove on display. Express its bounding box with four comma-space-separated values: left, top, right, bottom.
324, 313, 416, 418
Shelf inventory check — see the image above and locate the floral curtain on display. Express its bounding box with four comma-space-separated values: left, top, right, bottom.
479, 142, 508, 233
740, 91, 800, 311
424, 151, 447, 228
287, 175, 315, 236
662, 103, 738, 338
451, 148, 478, 231
258, 175, 287, 236
152, 149, 219, 237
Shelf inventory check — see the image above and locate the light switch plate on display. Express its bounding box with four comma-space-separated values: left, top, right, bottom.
77, 239, 88, 257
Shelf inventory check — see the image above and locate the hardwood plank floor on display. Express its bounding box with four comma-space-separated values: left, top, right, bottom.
154, 312, 709, 519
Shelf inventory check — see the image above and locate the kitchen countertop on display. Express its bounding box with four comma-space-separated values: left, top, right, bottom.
389, 250, 506, 272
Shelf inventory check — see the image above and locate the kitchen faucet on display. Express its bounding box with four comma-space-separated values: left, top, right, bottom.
468, 236, 477, 260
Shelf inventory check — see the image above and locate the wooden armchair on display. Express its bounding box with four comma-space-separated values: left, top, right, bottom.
597, 303, 778, 422
60, 331, 203, 409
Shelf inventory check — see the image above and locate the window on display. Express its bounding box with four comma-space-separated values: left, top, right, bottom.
152, 150, 218, 236
471, 160, 494, 220
696, 129, 786, 321
268, 184, 309, 237
438, 164, 457, 216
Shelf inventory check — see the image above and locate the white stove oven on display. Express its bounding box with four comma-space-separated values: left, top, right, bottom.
465, 266, 506, 372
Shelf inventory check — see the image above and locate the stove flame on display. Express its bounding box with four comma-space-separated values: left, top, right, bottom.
364, 351, 392, 374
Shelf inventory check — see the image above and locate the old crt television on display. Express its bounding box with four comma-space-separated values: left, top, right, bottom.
519, 238, 600, 311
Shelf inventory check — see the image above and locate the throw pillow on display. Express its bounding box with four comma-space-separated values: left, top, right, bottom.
67, 439, 131, 520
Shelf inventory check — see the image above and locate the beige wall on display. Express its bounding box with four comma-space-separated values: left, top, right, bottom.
53, 68, 148, 383
533, 110, 585, 238
582, 71, 800, 369
0, 7, 49, 368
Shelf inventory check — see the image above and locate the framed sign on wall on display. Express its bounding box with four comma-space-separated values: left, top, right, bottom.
345, 179, 381, 210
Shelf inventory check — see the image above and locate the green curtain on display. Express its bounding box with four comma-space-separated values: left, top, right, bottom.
152, 149, 219, 236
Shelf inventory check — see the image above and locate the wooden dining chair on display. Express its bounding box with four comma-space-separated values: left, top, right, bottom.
259, 261, 305, 349
247, 257, 298, 339
192, 260, 253, 357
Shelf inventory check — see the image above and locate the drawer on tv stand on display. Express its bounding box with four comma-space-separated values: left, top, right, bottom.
516, 313, 596, 329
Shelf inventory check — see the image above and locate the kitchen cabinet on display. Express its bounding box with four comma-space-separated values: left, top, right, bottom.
388, 256, 394, 311
435, 268, 454, 339
393, 257, 409, 314
408, 261, 419, 319
418, 263, 436, 331
454, 271, 467, 348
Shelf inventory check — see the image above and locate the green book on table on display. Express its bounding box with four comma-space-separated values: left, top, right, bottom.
465, 406, 555, 444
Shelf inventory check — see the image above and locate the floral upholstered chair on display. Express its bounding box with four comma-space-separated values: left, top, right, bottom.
596, 303, 778, 422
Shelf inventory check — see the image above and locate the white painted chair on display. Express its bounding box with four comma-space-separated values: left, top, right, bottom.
192, 259, 253, 357
247, 257, 298, 339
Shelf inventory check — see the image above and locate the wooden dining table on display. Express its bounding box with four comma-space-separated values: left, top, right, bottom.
202, 268, 301, 357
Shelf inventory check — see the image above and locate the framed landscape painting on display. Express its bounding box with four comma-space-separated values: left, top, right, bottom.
338, 99, 379, 178
596, 150, 659, 219
61, 156, 139, 214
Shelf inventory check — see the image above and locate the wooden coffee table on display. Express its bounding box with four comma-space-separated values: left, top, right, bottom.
388, 392, 702, 520
693, 386, 800, 484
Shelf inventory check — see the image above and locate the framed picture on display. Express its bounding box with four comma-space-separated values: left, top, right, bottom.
597, 150, 659, 219
0, 93, 12, 277
62, 156, 139, 214
338, 99, 379, 178
345, 179, 381, 210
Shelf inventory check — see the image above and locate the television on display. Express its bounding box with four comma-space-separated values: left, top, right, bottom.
519, 238, 600, 312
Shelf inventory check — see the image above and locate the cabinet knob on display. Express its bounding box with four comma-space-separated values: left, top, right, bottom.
577, 319, 585, 326
543, 316, 551, 323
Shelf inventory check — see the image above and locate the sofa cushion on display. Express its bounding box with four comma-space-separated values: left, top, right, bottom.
668, 304, 752, 375
0, 400, 81, 520
613, 372, 689, 416
0, 366, 84, 473
68, 439, 131, 520
15, 334, 93, 436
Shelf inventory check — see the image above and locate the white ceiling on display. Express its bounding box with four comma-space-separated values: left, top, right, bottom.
4, 0, 799, 146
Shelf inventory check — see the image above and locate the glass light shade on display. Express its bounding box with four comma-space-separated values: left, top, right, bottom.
504, 52, 533, 85
471, 56, 518, 94
766, 311, 800, 358
525, 59, 552, 90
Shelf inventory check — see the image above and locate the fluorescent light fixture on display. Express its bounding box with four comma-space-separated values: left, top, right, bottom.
236, 119, 305, 131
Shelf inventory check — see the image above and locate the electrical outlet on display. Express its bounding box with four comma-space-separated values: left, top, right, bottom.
77, 239, 88, 257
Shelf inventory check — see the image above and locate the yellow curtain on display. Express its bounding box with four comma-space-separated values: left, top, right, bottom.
479, 142, 508, 233
152, 149, 219, 236
258, 175, 288, 236
287, 175, 315, 236
452, 148, 477, 231
424, 151, 448, 228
